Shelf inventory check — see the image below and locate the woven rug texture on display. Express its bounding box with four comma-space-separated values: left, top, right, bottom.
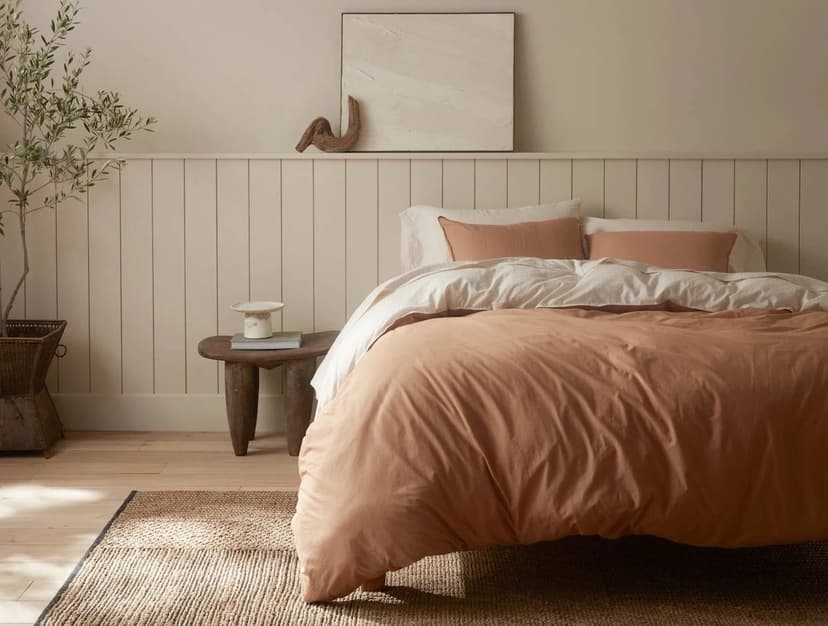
37, 491, 828, 625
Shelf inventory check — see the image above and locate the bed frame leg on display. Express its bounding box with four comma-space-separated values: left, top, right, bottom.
361, 574, 386, 592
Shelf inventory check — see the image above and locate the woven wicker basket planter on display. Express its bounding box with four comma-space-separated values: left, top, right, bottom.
0, 320, 66, 453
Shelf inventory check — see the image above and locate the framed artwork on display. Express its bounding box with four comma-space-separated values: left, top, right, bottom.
341, 12, 515, 152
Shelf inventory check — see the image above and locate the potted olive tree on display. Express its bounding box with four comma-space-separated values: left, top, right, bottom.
0, 0, 153, 452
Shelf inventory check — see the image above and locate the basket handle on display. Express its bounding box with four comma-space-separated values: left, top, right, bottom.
55, 344, 68, 358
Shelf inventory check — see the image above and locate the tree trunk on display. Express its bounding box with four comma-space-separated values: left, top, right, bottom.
0, 256, 4, 337
0, 200, 28, 338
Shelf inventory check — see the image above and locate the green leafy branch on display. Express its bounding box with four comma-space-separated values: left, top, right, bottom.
0, 0, 155, 335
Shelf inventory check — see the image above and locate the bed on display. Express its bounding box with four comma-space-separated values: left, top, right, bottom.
291, 212, 828, 603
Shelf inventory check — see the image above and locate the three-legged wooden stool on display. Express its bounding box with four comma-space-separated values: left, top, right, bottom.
197, 331, 337, 456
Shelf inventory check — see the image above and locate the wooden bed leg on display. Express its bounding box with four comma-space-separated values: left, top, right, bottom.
361, 574, 386, 592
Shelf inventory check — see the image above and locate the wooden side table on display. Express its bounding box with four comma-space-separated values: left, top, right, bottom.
197, 331, 337, 456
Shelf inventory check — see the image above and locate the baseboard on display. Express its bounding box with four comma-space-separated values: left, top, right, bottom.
53, 393, 286, 432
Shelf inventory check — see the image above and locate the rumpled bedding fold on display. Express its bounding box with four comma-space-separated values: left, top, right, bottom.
293, 259, 828, 602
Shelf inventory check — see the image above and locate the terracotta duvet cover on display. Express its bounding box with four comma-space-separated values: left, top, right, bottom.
294, 258, 828, 602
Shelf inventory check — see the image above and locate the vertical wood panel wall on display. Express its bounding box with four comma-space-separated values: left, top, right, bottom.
15, 154, 824, 431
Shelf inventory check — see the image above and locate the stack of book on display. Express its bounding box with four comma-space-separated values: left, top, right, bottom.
231, 331, 302, 350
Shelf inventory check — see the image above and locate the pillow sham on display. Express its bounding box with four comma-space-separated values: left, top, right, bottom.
439, 216, 585, 262
400, 200, 581, 271
587, 230, 737, 272
582, 217, 766, 272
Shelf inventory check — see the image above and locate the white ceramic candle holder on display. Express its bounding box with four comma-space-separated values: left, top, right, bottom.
231, 301, 285, 339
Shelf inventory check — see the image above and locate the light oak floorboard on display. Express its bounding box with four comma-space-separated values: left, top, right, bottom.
0, 431, 298, 624
16, 580, 63, 603
0, 578, 30, 603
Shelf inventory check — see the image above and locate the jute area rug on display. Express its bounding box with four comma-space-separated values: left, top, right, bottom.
37, 491, 828, 625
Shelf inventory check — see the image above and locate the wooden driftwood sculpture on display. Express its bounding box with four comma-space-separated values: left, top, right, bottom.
295, 96, 361, 153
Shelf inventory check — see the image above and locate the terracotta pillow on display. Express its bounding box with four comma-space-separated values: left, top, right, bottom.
438, 216, 585, 262
587, 230, 738, 272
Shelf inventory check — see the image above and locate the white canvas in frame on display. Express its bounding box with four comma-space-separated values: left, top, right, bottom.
341, 13, 514, 151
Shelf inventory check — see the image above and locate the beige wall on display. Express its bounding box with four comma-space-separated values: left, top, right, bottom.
7, 1, 827, 433
11, 0, 828, 153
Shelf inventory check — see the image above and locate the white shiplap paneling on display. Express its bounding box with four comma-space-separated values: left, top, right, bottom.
345, 160, 379, 316
120, 160, 155, 394
734, 160, 767, 255
507, 160, 540, 208
151, 159, 186, 393
216, 160, 251, 391
604, 160, 637, 219
766, 160, 800, 274
701, 159, 735, 225
475, 160, 508, 209
377, 160, 409, 281
249, 159, 283, 396
26, 176, 58, 390
55, 190, 89, 393
799, 160, 828, 282
88, 165, 122, 393
442, 159, 475, 210
313, 160, 347, 331
281, 160, 314, 333
669, 159, 702, 221
410, 159, 442, 207
572, 159, 604, 217
539, 160, 572, 203
184, 159, 218, 394
249, 160, 283, 306
636, 159, 669, 220
21, 152, 823, 432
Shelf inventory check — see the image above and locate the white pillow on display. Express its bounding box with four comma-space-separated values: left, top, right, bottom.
400, 200, 582, 271
582, 217, 766, 273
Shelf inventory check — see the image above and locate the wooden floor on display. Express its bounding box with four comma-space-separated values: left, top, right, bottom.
0, 431, 299, 625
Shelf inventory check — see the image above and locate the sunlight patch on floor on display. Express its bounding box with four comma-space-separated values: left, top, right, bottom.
0, 484, 105, 519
